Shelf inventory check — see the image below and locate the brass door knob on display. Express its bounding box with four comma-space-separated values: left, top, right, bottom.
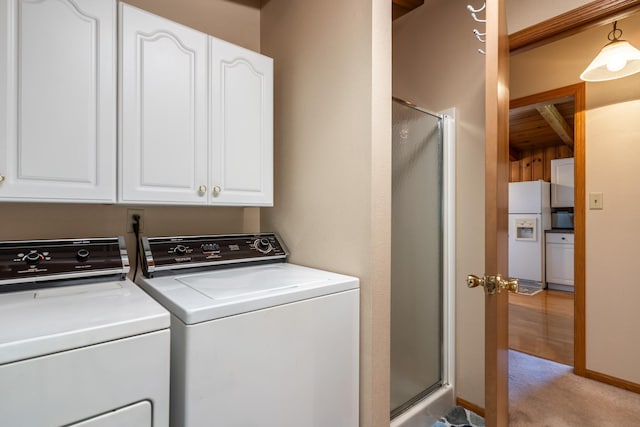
198, 185, 207, 195
467, 274, 519, 295
212, 186, 222, 196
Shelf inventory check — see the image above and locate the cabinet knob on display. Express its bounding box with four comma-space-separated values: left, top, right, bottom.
213, 186, 222, 196
198, 185, 207, 195
0, 174, 4, 183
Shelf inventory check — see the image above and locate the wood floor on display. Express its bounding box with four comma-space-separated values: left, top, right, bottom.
508, 289, 574, 366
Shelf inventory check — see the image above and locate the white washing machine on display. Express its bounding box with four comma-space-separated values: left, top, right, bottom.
0, 237, 170, 427
137, 233, 360, 427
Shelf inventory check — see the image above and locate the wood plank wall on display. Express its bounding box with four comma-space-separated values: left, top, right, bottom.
509, 145, 573, 182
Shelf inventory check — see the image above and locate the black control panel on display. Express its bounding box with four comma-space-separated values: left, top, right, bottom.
0, 237, 129, 287
141, 233, 288, 276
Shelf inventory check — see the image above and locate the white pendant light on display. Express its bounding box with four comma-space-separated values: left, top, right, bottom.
580, 21, 640, 82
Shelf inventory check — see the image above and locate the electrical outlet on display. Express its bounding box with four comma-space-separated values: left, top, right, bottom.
589, 192, 603, 210
127, 209, 145, 233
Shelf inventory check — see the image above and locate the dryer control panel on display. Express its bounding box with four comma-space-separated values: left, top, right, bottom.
0, 237, 130, 288
141, 233, 288, 276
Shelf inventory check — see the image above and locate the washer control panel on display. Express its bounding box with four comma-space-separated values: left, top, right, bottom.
141, 233, 288, 276
0, 237, 130, 287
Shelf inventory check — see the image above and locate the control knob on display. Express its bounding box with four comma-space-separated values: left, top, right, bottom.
76, 248, 90, 262
23, 251, 42, 265
174, 245, 188, 255
254, 238, 273, 254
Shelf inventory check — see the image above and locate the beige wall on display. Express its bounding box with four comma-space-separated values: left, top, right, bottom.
260, 0, 391, 425
511, 13, 640, 385
2, 0, 263, 269
506, 0, 592, 34
393, 0, 487, 408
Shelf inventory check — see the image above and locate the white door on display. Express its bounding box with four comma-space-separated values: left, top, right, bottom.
119, 3, 208, 204
0, 0, 116, 202
209, 37, 273, 206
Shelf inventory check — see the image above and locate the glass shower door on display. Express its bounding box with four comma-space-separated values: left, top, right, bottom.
390, 99, 443, 417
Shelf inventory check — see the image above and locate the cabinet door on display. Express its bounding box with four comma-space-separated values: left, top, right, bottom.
546, 241, 574, 286
0, 0, 116, 202
71, 401, 151, 427
551, 157, 574, 207
120, 3, 208, 204
210, 37, 273, 206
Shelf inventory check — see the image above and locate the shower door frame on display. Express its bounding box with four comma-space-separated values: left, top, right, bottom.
389, 99, 456, 423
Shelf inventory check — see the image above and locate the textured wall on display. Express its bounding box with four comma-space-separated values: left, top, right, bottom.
260, 0, 392, 425
506, 0, 592, 33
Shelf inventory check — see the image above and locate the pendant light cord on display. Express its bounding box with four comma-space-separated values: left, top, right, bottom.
609, 21, 623, 42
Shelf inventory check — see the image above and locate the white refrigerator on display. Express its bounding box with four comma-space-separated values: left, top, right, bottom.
509, 180, 551, 286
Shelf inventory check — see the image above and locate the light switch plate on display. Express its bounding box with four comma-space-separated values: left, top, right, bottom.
589, 192, 603, 210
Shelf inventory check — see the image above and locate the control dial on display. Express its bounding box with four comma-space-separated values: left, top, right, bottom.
76, 248, 90, 262
174, 245, 188, 255
254, 238, 273, 254
23, 251, 43, 265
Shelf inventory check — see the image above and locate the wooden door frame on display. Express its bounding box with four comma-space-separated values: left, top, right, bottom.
482, 1, 637, 424
506, 0, 640, 396
509, 83, 586, 376
505, 0, 640, 380
509, 0, 640, 54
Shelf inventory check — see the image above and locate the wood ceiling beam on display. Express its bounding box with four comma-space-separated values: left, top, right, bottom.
392, 0, 424, 8
535, 104, 574, 149
392, 0, 424, 20
510, 95, 573, 114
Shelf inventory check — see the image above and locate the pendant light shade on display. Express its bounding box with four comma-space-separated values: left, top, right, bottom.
580, 21, 640, 82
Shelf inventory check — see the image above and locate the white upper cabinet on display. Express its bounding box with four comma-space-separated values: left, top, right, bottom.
120, 4, 273, 206
119, 3, 208, 204
210, 38, 273, 206
0, 0, 116, 202
551, 157, 574, 207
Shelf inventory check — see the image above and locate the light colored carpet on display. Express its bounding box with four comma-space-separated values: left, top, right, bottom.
509, 350, 640, 426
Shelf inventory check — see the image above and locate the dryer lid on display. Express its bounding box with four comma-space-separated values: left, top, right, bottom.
0, 279, 169, 364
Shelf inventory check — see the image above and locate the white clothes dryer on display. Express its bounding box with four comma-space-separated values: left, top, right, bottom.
137, 233, 360, 427
0, 237, 170, 427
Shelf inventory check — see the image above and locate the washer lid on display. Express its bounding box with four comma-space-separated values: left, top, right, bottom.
0, 280, 169, 364
137, 263, 359, 324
